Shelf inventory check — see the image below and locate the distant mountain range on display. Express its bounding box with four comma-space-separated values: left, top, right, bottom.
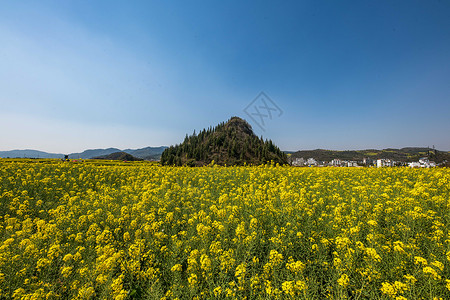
0, 146, 168, 161
0, 149, 64, 159
1, 146, 448, 163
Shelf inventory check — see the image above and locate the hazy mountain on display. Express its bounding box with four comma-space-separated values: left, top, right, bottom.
123, 146, 168, 160
69, 148, 121, 159
0, 149, 64, 159
0, 146, 167, 160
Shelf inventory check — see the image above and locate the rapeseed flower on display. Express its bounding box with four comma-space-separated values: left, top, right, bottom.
0, 160, 448, 299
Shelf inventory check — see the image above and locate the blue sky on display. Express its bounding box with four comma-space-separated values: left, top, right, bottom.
1, 0, 449, 153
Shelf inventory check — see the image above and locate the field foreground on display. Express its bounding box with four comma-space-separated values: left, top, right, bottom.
0, 160, 449, 299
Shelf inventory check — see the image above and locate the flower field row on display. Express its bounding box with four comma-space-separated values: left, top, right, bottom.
0, 160, 449, 299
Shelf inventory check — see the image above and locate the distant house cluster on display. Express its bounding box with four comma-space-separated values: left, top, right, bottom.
330, 159, 358, 167
289, 156, 439, 168
290, 157, 360, 167
408, 157, 436, 168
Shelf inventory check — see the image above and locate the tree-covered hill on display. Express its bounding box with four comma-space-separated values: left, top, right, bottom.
161, 117, 288, 166
93, 152, 143, 161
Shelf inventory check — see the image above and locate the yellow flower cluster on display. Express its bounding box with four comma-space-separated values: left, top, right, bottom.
0, 159, 449, 299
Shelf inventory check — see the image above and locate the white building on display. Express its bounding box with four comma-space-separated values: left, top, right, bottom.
409, 158, 436, 168
408, 162, 421, 168
291, 157, 305, 166
377, 159, 394, 167
376, 159, 382, 168
347, 161, 358, 167
330, 159, 341, 167
419, 157, 428, 164
307, 158, 317, 166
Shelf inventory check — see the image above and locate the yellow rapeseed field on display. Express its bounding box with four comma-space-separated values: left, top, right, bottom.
0, 159, 449, 299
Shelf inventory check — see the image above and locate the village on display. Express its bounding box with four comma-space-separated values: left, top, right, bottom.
289, 156, 438, 168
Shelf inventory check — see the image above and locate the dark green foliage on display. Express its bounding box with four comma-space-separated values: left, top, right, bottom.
93, 152, 143, 161
161, 117, 288, 166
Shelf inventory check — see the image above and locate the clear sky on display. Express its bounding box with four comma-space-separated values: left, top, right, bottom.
1, 0, 449, 153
